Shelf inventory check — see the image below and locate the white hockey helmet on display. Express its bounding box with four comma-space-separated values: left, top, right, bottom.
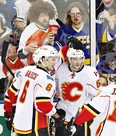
33, 45, 59, 64
67, 48, 85, 59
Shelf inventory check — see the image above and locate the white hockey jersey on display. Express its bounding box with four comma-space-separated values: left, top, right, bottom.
5, 65, 56, 134
89, 84, 116, 136
55, 63, 100, 122
75, 83, 116, 136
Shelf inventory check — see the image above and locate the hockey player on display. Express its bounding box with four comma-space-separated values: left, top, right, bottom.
71, 75, 116, 136
55, 47, 100, 136
4, 45, 63, 136
59, 36, 84, 62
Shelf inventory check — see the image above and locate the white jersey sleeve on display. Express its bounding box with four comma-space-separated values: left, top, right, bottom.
89, 84, 116, 113
34, 74, 56, 116
85, 66, 100, 96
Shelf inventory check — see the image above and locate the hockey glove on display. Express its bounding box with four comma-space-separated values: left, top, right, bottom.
63, 124, 77, 136
52, 114, 65, 128
50, 118, 56, 136
4, 106, 16, 131
4, 114, 13, 131
52, 109, 66, 128
63, 117, 76, 136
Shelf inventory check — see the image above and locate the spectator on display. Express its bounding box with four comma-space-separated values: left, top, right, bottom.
53, 2, 98, 65
96, 0, 116, 21
0, 13, 11, 55
98, 40, 115, 57
0, 0, 16, 28
42, 0, 58, 19
0, 0, 6, 4
11, 16, 28, 42
97, 52, 116, 78
54, 2, 116, 66
0, 13, 11, 38
43, 19, 60, 46
18, 0, 56, 65
97, 8, 116, 43
14, 0, 36, 25
2, 37, 26, 87
52, 0, 88, 22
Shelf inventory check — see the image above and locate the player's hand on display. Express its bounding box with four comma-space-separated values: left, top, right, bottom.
63, 124, 77, 136
51, 109, 66, 128
63, 117, 83, 136
63, 117, 76, 136
52, 114, 65, 127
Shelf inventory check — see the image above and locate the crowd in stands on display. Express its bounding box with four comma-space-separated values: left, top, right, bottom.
0, 0, 116, 136
0, 0, 115, 91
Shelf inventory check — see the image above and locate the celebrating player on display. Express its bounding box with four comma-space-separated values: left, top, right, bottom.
55, 47, 100, 136
4, 45, 62, 136
74, 75, 116, 136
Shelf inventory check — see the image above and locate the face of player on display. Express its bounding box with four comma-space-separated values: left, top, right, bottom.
102, 0, 114, 7
70, 7, 83, 27
7, 43, 17, 59
69, 57, 84, 71
99, 77, 108, 87
46, 56, 58, 71
37, 12, 50, 28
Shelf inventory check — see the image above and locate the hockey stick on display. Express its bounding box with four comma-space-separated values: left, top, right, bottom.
1, 41, 14, 77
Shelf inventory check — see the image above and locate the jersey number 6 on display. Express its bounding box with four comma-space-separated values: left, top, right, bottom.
19, 80, 30, 103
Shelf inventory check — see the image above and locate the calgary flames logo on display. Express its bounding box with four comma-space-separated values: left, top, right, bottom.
61, 82, 83, 102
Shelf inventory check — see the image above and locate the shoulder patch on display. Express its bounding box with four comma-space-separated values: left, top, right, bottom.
16, 71, 21, 77
46, 75, 53, 81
